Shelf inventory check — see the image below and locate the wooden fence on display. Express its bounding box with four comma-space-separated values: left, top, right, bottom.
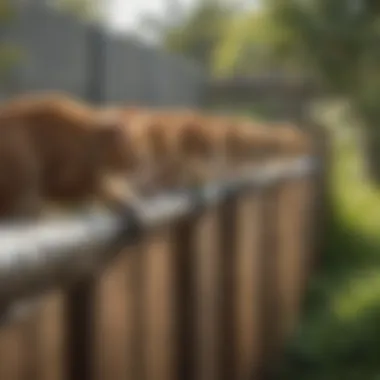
0, 152, 325, 380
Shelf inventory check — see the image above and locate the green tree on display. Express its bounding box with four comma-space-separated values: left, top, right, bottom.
264, 0, 380, 184
0, 0, 13, 23
165, 0, 234, 69
213, 0, 380, 183
212, 8, 304, 78
266, 0, 374, 92
54, 0, 102, 22
140, 0, 237, 71
0, 0, 23, 91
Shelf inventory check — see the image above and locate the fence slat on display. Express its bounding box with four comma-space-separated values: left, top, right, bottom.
172, 216, 198, 380
277, 179, 314, 341
20, 294, 64, 380
194, 208, 220, 380
37, 292, 65, 380
218, 197, 238, 380
21, 311, 40, 380
235, 195, 261, 380
94, 249, 138, 380
144, 228, 176, 380
257, 186, 281, 379
0, 321, 27, 380
129, 246, 147, 380
65, 279, 96, 380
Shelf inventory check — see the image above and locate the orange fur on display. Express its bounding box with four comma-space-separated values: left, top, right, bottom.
268, 122, 313, 158
118, 108, 216, 191
0, 92, 138, 219
168, 111, 217, 187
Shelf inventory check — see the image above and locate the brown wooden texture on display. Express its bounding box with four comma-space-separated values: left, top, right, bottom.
143, 228, 176, 380
95, 247, 140, 380
256, 186, 282, 379
193, 207, 220, 380
0, 324, 24, 380
0, 168, 323, 380
172, 216, 198, 380
218, 197, 239, 380
277, 179, 314, 342
0, 316, 30, 380
34, 291, 65, 380
234, 194, 261, 380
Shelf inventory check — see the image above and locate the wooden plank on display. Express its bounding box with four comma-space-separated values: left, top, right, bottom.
218, 197, 238, 380
257, 186, 281, 379
277, 179, 314, 340
0, 320, 27, 380
143, 228, 176, 380
235, 195, 261, 380
194, 208, 220, 380
95, 248, 139, 380
35, 291, 65, 380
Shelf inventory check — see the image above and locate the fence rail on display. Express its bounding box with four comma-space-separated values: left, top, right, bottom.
0, 157, 316, 310
0, 154, 323, 380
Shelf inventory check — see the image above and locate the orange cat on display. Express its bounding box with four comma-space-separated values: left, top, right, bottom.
269, 122, 313, 158
118, 108, 217, 192
0, 92, 138, 219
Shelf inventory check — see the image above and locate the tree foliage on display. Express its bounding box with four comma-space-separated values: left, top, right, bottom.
54, 0, 101, 22
163, 0, 234, 69
266, 0, 380, 103
138, 0, 241, 70
265, 0, 380, 184
0, 0, 23, 85
212, 8, 303, 78
0, 0, 14, 24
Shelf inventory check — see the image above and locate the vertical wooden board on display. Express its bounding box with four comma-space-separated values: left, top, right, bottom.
0, 321, 26, 380
235, 195, 261, 380
144, 228, 175, 380
0, 300, 45, 380
194, 208, 220, 380
277, 182, 301, 342
0, 298, 44, 380
256, 186, 282, 375
36, 291, 65, 380
218, 197, 239, 380
18, 306, 40, 380
277, 179, 313, 341
95, 248, 138, 380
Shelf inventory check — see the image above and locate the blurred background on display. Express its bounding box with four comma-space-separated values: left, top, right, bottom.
2, 0, 380, 379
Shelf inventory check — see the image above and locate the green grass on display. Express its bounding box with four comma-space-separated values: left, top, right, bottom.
278, 107, 380, 380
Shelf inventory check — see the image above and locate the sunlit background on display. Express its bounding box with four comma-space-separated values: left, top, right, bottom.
2, 0, 380, 379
